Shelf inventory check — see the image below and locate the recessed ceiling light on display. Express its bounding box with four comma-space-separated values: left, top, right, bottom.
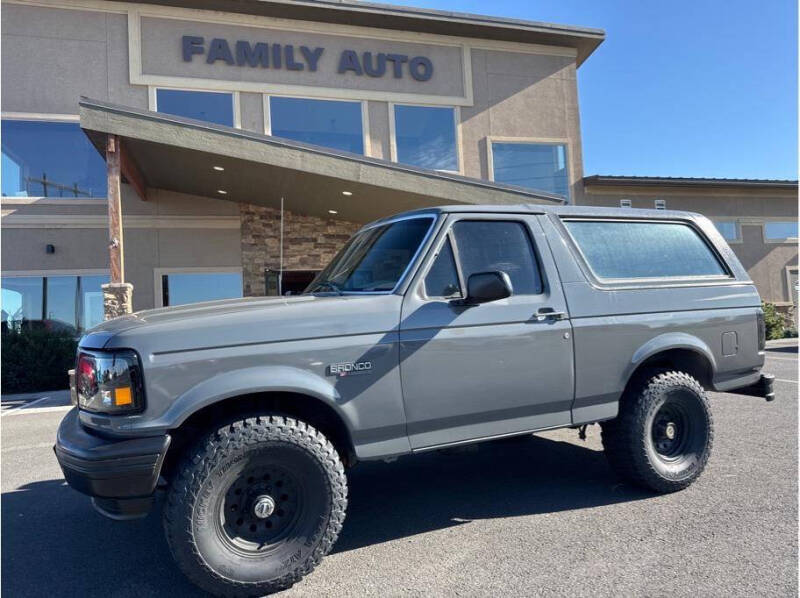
217, 189, 227, 195
213, 166, 224, 171
341, 191, 353, 196
328, 209, 338, 215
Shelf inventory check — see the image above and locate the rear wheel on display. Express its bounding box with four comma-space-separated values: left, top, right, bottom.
601, 371, 713, 493
163, 415, 347, 597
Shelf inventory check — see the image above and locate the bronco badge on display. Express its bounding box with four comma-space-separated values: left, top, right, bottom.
326, 361, 373, 377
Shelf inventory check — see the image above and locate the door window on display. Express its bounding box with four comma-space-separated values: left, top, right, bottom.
451, 221, 543, 295
424, 237, 462, 298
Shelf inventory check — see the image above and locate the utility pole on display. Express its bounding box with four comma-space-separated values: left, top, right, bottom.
102, 134, 133, 319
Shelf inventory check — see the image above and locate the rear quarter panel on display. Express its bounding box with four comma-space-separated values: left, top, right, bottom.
539, 211, 763, 424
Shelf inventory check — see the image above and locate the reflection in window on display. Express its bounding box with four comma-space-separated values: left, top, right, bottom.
424, 237, 461, 298
394, 105, 458, 171
1, 274, 109, 333
565, 220, 727, 279
764, 221, 798, 241
713, 221, 739, 241
491, 142, 569, 199
1, 120, 107, 198
155, 89, 235, 127
162, 272, 243, 306
270, 97, 364, 154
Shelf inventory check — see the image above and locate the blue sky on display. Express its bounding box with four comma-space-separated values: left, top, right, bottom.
393, 0, 798, 180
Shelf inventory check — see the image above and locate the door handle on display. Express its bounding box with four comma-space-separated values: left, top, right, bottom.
535, 308, 567, 321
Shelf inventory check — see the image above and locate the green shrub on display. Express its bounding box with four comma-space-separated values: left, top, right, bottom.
1, 327, 77, 394
762, 301, 786, 341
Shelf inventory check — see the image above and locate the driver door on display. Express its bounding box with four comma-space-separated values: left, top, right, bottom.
398, 213, 574, 450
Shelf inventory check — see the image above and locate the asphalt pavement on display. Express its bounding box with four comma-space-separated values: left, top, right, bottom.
2, 343, 797, 597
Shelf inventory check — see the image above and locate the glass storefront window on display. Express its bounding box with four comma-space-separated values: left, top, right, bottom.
1, 274, 109, 333
1, 120, 107, 199
393, 105, 458, 171
162, 272, 243, 306
764, 221, 799, 241
491, 142, 570, 200
270, 97, 364, 154
155, 89, 235, 127
713, 221, 739, 241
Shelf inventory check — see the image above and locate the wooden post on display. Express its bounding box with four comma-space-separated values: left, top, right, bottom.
106, 134, 124, 283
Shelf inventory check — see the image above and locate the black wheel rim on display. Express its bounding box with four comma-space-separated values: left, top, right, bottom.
216, 464, 303, 555
651, 401, 691, 461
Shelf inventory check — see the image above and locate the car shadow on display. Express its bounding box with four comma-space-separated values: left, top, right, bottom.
1, 435, 652, 596
766, 344, 798, 354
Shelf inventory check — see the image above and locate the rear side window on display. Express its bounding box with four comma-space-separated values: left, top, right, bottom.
452, 220, 543, 294
564, 220, 727, 280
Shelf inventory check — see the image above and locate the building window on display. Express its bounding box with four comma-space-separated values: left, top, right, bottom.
1, 120, 107, 199
764, 221, 799, 243
713, 221, 740, 242
1, 274, 108, 333
490, 142, 569, 200
154, 89, 235, 127
393, 105, 458, 171
161, 271, 243, 306
564, 220, 728, 280
269, 97, 364, 154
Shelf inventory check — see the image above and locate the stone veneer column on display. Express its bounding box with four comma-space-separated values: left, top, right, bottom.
239, 203, 360, 297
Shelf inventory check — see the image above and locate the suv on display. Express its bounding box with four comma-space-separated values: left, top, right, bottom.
55, 205, 773, 596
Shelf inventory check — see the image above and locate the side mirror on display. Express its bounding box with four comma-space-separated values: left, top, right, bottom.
455, 271, 513, 306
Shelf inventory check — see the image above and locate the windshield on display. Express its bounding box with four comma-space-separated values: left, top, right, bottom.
306, 216, 434, 293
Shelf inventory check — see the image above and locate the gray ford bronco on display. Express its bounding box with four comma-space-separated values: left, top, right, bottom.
55, 205, 773, 596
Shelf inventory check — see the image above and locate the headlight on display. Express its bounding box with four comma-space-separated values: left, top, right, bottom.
75, 350, 145, 414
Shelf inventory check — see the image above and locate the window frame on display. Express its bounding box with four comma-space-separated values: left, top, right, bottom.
486, 136, 571, 202
560, 217, 735, 288
762, 219, 799, 244
711, 219, 742, 244
418, 216, 546, 302
1, 113, 108, 204
389, 103, 463, 174
264, 94, 370, 156
785, 265, 798, 305
153, 266, 244, 307
149, 86, 241, 129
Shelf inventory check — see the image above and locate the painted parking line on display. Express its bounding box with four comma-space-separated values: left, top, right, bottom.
774, 378, 798, 384
765, 355, 799, 362
1, 405, 73, 417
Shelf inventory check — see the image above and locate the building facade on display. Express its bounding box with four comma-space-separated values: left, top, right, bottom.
0, 0, 796, 335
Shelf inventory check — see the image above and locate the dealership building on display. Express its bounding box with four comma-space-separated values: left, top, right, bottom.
1, 0, 797, 332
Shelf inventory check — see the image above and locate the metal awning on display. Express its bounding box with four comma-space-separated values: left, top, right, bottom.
79, 97, 563, 224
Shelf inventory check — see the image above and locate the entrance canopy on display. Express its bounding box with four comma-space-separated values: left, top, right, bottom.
79, 97, 563, 224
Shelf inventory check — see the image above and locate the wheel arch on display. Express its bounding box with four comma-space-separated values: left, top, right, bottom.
624, 334, 717, 392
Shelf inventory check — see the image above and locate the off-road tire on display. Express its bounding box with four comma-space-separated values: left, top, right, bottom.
163, 415, 348, 597
601, 371, 713, 493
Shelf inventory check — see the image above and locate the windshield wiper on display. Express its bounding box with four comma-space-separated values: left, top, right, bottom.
308, 281, 343, 295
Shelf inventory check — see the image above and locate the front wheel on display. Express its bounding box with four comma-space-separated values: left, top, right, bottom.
163, 415, 348, 597
601, 371, 714, 493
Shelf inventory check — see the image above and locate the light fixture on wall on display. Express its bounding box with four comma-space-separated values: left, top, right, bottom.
341, 191, 353, 196
217, 189, 228, 195
328, 209, 339, 215
45, 244, 55, 254
213, 166, 225, 171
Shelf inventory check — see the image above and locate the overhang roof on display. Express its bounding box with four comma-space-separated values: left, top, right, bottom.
124, 0, 605, 65
79, 97, 563, 223
584, 174, 799, 191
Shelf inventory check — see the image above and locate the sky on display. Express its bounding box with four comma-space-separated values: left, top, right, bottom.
391, 0, 798, 180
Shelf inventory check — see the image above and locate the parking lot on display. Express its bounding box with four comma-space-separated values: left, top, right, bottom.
2, 342, 797, 597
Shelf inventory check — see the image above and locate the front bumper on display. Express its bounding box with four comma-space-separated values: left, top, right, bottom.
54, 408, 171, 519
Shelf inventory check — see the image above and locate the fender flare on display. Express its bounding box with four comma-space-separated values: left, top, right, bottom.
152, 365, 352, 432
624, 333, 717, 388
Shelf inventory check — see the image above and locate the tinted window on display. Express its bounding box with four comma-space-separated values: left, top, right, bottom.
270, 97, 364, 154
163, 272, 243, 306
764, 221, 798, 240
309, 217, 433, 293
1, 120, 107, 198
491, 142, 569, 199
565, 220, 727, 279
394, 105, 458, 171
424, 237, 461, 298
155, 89, 234, 127
452, 221, 542, 295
